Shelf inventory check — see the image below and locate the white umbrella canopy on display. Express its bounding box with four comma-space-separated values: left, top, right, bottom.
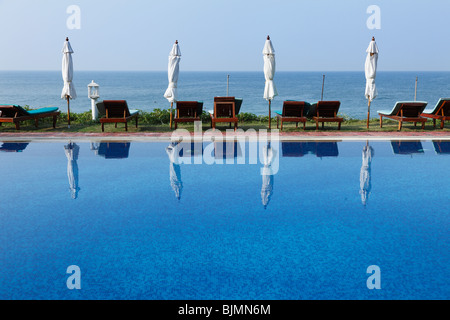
365, 37, 379, 129
61, 37, 76, 126
263, 35, 278, 129
164, 40, 181, 129
359, 142, 374, 206
64, 142, 80, 199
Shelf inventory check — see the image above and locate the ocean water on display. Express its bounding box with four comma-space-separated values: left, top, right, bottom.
0, 71, 449, 119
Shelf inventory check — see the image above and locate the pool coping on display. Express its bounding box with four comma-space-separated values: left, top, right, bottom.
1, 131, 450, 142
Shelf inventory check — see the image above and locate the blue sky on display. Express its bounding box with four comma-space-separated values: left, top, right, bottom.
0, 0, 449, 71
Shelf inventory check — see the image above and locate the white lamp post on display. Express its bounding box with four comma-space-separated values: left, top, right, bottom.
88, 80, 100, 120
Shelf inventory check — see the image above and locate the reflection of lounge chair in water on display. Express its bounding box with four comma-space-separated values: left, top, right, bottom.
281, 142, 339, 157
391, 141, 424, 155
281, 142, 315, 157
432, 140, 450, 155
214, 140, 243, 160
316, 142, 339, 157
97, 142, 131, 159
0, 142, 29, 152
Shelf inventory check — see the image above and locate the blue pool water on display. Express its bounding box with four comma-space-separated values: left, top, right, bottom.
0, 139, 449, 300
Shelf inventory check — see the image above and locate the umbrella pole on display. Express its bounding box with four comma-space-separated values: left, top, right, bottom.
367, 98, 371, 130
170, 102, 173, 129
321, 74, 325, 101
268, 100, 271, 129
67, 96, 71, 128
414, 76, 418, 101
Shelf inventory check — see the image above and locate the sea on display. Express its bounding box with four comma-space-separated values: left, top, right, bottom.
0, 71, 449, 119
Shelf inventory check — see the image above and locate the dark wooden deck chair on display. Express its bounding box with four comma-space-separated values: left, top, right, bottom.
313, 101, 343, 130
378, 101, 428, 131
421, 98, 450, 129
0, 105, 60, 130
275, 101, 307, 131
210, 97, 239, 130
173, 101, 203, 129
100, 100, 139, 132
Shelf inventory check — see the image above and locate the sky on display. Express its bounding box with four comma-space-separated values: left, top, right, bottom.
0, 0, 449, 71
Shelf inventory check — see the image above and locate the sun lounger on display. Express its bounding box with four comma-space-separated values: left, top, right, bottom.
0, 105, 60, 130
210, 97, 239, 130
420, 98, 450, 129
275, 101, 308, 131
313, 101, 343, 130
378, 101, 428, 130
100, 100, 139, 132
173, 101, 203, 129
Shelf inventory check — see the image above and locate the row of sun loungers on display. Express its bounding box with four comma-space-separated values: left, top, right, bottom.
0, 98, 449, 131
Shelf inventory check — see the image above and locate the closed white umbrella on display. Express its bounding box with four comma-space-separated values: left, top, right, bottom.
365, 37, 379, 129
61, 37, 77, 127
263, 35, 278, 129
164, 40, 181, 129
64, 142, 80, 199
359, 141, 374, 206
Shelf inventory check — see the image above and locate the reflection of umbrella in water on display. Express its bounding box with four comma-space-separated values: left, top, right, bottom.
359, 142, 374, 206
261, 143, 275, 209
64, 142, 80, 199
166, 143, 183, 201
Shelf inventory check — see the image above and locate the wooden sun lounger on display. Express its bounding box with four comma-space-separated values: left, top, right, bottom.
275, 101, 308, 131
0, 105, 60, 130
173, 101, 203, 129
100, 100, 139, 132
421, 98, 450, 129
313, 101, 343, 130
210, 97, 239, 131
378, 101, 428, 131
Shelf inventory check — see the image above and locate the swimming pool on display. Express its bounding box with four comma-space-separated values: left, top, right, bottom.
0, 139, 448, 300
